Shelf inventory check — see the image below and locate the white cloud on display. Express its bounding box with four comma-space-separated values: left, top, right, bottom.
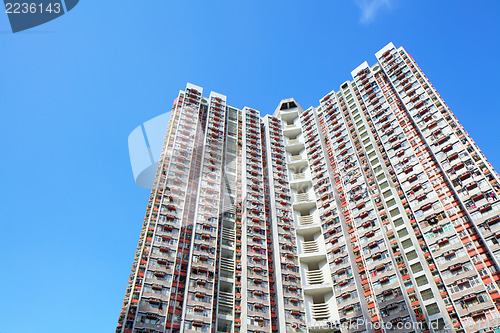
355, 0, 392, 24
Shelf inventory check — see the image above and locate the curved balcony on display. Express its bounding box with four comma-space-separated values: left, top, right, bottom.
298, 215, 314, 226
306, 269, 325, 285
302, 240, 320, 254
293, 173, 306, 180
311, 303, 330, 321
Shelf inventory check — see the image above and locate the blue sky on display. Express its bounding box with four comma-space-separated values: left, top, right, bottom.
0, 1, 499, 332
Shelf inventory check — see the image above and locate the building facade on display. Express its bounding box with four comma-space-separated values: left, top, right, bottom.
117, 43, 500, 333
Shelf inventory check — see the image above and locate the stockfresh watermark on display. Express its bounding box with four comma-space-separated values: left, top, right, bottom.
3, 0, 78, 33
292, 318, 474, 332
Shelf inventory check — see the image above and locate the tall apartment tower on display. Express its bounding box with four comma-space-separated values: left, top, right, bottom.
117, 44, 500, 333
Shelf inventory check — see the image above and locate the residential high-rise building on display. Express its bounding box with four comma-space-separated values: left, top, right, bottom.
116, 43, 500, 333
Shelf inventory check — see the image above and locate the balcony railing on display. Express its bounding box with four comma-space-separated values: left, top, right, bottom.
306, 269, 325, 285
302, 240, 319, 254
218, 291, 234, 307
293, 173, 306, 180
220, 257, 235, 272
311, 303, 330, 320
298, 215, 314, 226
295, 193, 310, 202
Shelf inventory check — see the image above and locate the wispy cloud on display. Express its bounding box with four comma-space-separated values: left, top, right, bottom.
355, 0, 392, 24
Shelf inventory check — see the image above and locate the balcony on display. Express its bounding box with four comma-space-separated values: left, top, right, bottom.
221, 229, 235, 248
288, 153, 308, 168
295, 193, 311, 202
283, 129, 302, 142
293, 173, 306, 180
134, 321, 165, 331
311, 303, 330, 321
218, 291, 234, 307
306, 269, 325, 285
302, 240, 320, 254
298, 215, 314, 226
220, 257, 234, 272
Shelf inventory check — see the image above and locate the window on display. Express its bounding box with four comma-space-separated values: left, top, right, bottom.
415, 275, 428, 287
411, 262, 423, 273
397, 228, 409, 238
402, 239, 413, 249
393, 217, 404, 227
421, 289, 433, 301
390, 208, 400, 217
425, 303, 440, 316
406, 250, 418, 261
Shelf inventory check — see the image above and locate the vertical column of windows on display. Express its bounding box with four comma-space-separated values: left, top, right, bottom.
183, 93, 227, 333
243, 108, 272, 332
